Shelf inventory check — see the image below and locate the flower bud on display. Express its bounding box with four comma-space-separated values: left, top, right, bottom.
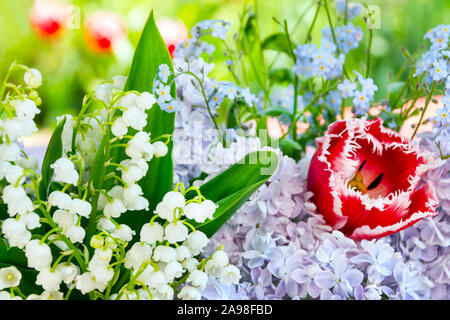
152, 141, 168, 157
24, 68, 42, 88
90, 235, 104, 249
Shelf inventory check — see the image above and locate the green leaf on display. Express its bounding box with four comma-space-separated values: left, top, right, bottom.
279, 138, 303, 159
0, 238, 27, 267
280, 138, 302, 151
388, 81, 406, 109
90, 130, 110, 191
38, 117, 66, 199
261, 33, 291, 55
261, 106, 292, 117
115, 10, 176, 231
188, 151, 279, 237
268, 68, 294, 83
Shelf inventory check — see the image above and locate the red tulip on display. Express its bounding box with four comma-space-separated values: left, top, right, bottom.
307, 117, 441, 240
84, 11, 126, 54
157, 18, 188, 58
29, 0, 70, 39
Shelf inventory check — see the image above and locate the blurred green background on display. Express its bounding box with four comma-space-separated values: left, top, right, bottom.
1, 0, 449, 127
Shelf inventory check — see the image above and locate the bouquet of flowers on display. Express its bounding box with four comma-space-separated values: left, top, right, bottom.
0, 0, 448, 300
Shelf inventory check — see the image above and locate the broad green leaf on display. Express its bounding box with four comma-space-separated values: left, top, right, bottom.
187, 151, 278, 237
90, 130, 110, 190
38, 117, 66, 199
261, 33, 291, 55
0, 238, 27, 266
86, 130, 110, 241
388, 81, 406, 109
115, 11, 176, 231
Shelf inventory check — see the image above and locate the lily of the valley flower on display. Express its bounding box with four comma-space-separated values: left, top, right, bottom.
308, 117, 441, 240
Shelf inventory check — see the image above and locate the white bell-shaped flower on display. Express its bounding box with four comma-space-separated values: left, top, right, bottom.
95, 83, 113, 103
164, 261, 183, 281
18, 212, 41, 230
153, 245, 177, 263
175, 245, 192, 261
164, 222, 188, 244
52, 209, 75, 232
111, 224, 135, 242
122, 106, 147, 131
25, 240, 53, 271
111, 117, 128, 138
5, 165, 24, 185
0, 143, 21, 161
66, 226, 85, 243
103, 198, 126, 218
152, 141, 168, 157
55, 263, 79, 285
69, 199, 92, 218
12, 99, 40, 119
178, 286, 201, 300
136, 92, 156, 111
125, 131, 154, 161
124, 242, 152, 270
2, 185, 34, 216
140, 222, 164, 245
187, 270, 208, 289
48, 191, 72, 210
24, 68, 42, 88
50, 158, 79, 185
112, 75, 127, 90
117, 92, 137, 108
0, 266, 22, 289
212, 250, 229, 267
2, 218, 31, 248
155, 284, 174, 300
182, 258, 200, 273
220, 265, 241, 285
184, 231, 209, 256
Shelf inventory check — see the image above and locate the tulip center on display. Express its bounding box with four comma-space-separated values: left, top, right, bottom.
347, 160, 384, 195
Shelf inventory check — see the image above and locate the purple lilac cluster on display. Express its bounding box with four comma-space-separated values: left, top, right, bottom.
202, 135, 449, 300
398, 128, 450, 299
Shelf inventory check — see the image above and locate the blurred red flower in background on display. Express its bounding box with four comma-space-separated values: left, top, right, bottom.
84, 11, 126, 54
29, 0, 70, 39
307, 117, 441, 240
157, 18, 188, 58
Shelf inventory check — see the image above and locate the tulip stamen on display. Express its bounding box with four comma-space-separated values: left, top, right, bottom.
348, 160, 368, 193
348, 171, 367, 193
367, 173, 384, 190
357, 160, 366, 172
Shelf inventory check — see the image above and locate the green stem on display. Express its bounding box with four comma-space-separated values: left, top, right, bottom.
411, 82, 436, 140
185, 71, 224, 143
344, 0, 349, 24
324, 0, 340, 53
365, 28, 374, 78
0, 62, 16, 103
105, 265, 122, 299
305, 1, 322, 43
